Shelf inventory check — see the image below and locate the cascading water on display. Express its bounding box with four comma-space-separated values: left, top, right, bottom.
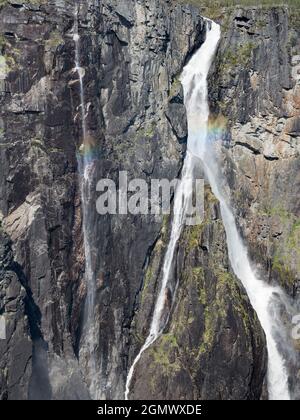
73, 8, 99, 399
181, 20, 293, 400
125, 153, 194, 399
125, 20, 221, 401
126, 18, 295, 400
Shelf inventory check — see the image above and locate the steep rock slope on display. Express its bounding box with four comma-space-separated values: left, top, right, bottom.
128, 186, 267, 400
0, 0, 269, 400
0, 0, 206, 399
0, 231, 32, 400
208, 5, 300, 397
210, 6, 300, 298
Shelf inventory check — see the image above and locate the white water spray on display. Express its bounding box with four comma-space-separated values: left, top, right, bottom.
181, 20, 291, 400
125, 20, 221, 401
73, 8, 99, 399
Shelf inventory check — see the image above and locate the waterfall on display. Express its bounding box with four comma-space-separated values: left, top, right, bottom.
181, 20, 292, 400
126, 18, 295, 400
73, 7, 99, 400
125, 20, 221, 401
125, 154, 194, 399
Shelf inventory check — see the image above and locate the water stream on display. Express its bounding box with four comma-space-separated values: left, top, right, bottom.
125, 19, 221, 401
181, 20, 291, 400
125, 19, 294, 401
73, 8, 99, 400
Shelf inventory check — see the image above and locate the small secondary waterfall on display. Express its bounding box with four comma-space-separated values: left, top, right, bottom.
73, 8, 99, 399
126, 19, 295, 400
125, 20, 220, 401
125, 154, 194, 399
181, 20, 292, 400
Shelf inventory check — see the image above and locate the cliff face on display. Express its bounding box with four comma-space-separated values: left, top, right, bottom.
128, 186, 267, 400
210, 6, 300, 299
208, 5, 300, 396
0, 231, 32, 400
0, 0, 208, 399
0, 0, 297, 400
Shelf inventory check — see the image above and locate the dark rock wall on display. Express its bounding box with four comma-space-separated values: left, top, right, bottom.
0, 0, 207, 399
1, 0, 297, 400
0, 231, 32, 400
209, 7, 300, 300
78, 0, 206, 398
128, 187, 267, 400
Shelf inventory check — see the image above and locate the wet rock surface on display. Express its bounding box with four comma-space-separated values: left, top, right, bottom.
0, 0, 206, 399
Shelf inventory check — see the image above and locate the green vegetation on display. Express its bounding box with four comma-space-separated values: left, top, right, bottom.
150, 334, 181, 375
137, 123, 156, 139
175, 0, 300, 25
169, 76, 181, 99
289, 7, 300, 28
141, 266, 154, 305
31, 136, 46, 152
185, 223, 204, 252
198, 268, 253, 355
0, 35, 7, 51
182, 186, 219, 252
45, 31, 64, 50
161, 214, 170, 242
260, 204, 300, 287
237, 42, 255, 63
272, 255, 294, 286
288, 220, 300, 249
0, 54, 14, 77
0, 33, 20, 76
260, 204, 291, 221
0, 128, 4, 138
221, 42, 255, 74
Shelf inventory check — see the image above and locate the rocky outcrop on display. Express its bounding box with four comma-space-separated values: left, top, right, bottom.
207, 6, 300, 398
0, 230, 32, 400
209, 6, 300, 300
128, 186, 267, 400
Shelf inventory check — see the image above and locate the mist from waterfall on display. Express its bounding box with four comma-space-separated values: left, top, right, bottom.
73, 8, 99, 400
180, 20, 293, 400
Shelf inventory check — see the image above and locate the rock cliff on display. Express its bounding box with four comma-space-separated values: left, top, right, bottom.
0, 0, 298, 400
209, 6, 300, 300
